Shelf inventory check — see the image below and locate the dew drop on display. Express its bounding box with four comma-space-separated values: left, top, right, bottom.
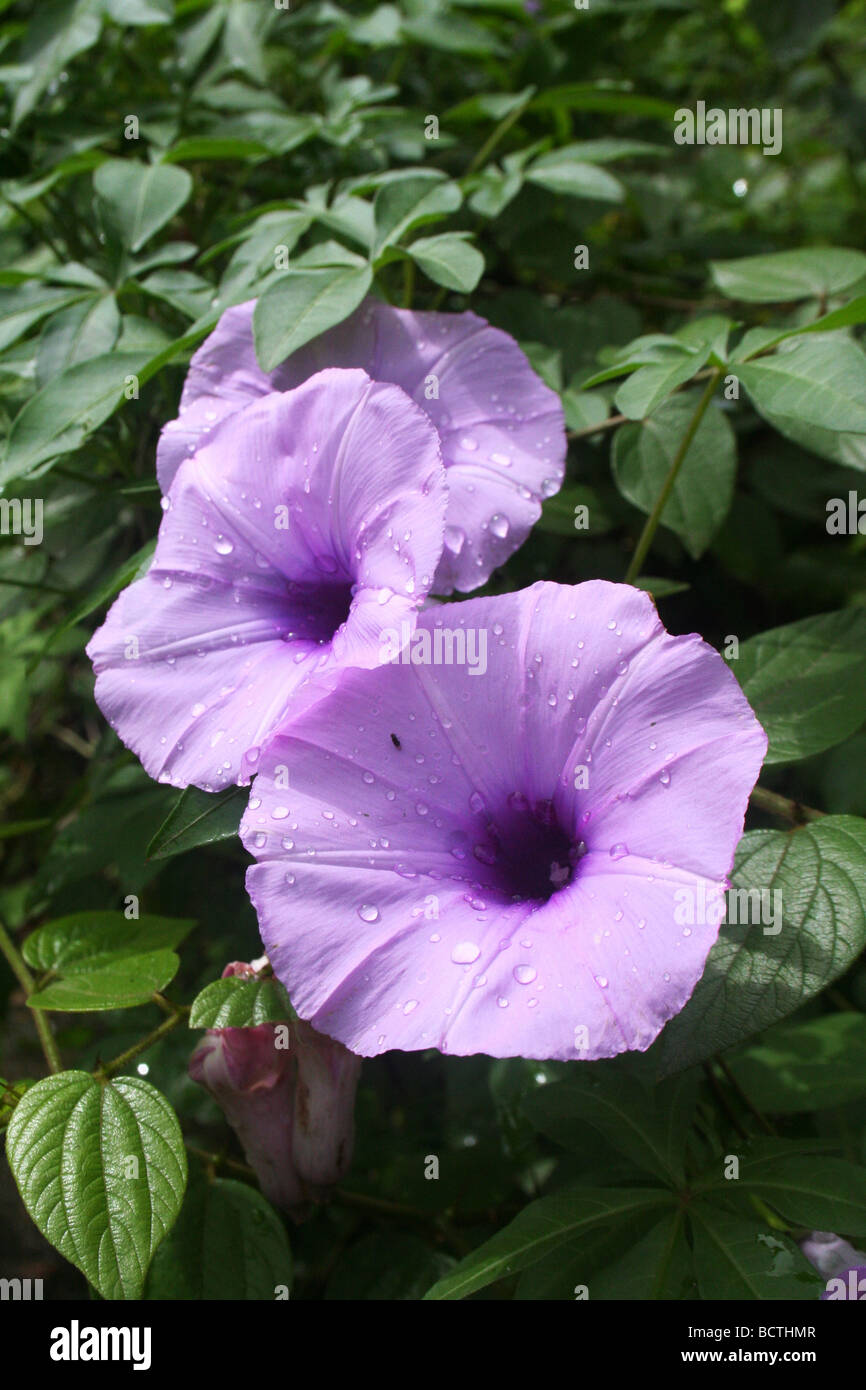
451, 941, 480, 964
513, 964, 537, 985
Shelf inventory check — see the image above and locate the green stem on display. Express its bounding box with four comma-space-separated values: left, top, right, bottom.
402, 255, 415, 308
0, 920, 62, 1073
466, 98, 530, 178
97, 1001, 186, 1079
749, 785, 824, 825
624, 369, 723, 585
716, 1056, 776, 1137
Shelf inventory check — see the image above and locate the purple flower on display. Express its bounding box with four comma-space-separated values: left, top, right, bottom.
87, 369, 446, 789
156, 298, 566, 594
801, 1231, 866, 1280
189, 962, 361, 1212
241, 580, 767, 1061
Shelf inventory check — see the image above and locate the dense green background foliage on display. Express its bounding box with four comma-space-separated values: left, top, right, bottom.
2, 0, 866, 1301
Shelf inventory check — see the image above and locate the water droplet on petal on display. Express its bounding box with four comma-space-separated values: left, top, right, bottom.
358, 904, 380, 923
451, 941, 480, 964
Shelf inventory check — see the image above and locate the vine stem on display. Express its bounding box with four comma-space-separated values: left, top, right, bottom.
97, 999, 188, 1080
465, 95, 531, 178
0, 919, 62, 1074
624, 369, 723, 585
749, 785, 824, 824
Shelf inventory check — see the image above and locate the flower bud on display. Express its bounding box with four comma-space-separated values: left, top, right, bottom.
291, 1019, 362, 1191
189, 962, 361, 1212
800, 1230, 866, 1279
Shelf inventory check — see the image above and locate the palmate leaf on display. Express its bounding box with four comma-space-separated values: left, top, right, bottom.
521, 1069, 697, 1185
424, 1186, 674, 1300
6, 1071, 186, 1300
689, 1206, 822, 1301
652, 817, 866, 1075
698, 1142, 866, 1236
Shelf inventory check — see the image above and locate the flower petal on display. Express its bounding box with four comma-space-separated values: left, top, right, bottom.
158, 299, 565, 593
242, 581, 767, 1059
89, 368, 446, 789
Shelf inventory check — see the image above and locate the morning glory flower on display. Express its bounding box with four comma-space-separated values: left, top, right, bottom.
189, 961, 361, 1212
87, 368, 446, 789
156, 297, 566, 594
241, 580, 767, 1061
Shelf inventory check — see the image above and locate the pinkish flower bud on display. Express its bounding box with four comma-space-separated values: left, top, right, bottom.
291, 1019, 362, 1191
189, 962, 361, 1213
189, 1017, 303, 1212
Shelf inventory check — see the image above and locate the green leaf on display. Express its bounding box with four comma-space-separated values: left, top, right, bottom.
739, 338, 866, 434
526, 152, 624, 202
522, 1069, 695, 1184
104, 0, 172, 22
6, 1071, 186, 1299
586, 1212, 694, 1300
614, 347, 709, 419
24, 910, 192, 1011
22, 910, 192, 972
653, 817, 866, 1074
690, 1204, 822, 1300
0, 351, 151, 487
407, 233, 484, 292
161, 136, 270, 164
94, 159, 193, 253
146, 783, 246, 860
711, 248, 866, 302
728, 1014, 866, 1114
326, 1232, 453, 1301
145, 1174, 292, 1300
189, 975, 295, 1028
36, 293, 120, 385
372, 174, 461, 259
253, 265, 372, 372
701, 1143, 866, 1236
424, 1187, 674, 1300
612, 392, 736, 558
11, 0, 103, 129
0, 284, 90, 354
734, 608, 866, 763
734, 296, 866, 359
55, 538, 156, 636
